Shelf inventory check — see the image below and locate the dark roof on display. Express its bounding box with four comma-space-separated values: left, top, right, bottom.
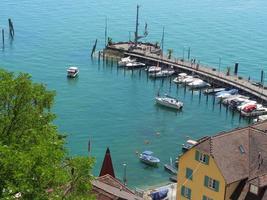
99, 147, 115, 178
195, 121, 267, 184
92, 174, 142, 200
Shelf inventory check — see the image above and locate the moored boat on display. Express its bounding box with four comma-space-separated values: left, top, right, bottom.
118, 56, 136, 66
150, 69, 175, 78
148, 66, 161, 74
67, 66, 79, 78
126, 62, 146, 68
182, 139, 197, 152
155, 95, 183, 110
204, 88, 225, 94
187, 79, 210, 89
173, 73, 188, 84
139, 151, 160, 166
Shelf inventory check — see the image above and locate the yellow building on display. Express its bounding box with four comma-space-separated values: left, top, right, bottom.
177, 121, 267, 200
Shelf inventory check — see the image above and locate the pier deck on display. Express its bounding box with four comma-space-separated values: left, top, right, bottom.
106, 42, 267, 103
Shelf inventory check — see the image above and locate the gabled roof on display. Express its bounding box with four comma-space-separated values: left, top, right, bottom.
92, 174, 142, 200
194, 121, 267, 184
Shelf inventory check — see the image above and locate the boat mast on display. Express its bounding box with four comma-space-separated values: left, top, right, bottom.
134, 5, 140, 46
105, 17, 107, 47
161, 26, 165, 56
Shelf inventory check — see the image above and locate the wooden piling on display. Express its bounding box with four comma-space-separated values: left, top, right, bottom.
2, 29, 4, 49
98, 51, 101, 63
8, 19, 14, 39
91, 39, 97, 57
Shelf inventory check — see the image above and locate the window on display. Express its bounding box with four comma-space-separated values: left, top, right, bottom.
202, 195, 213, 200
195, 150, 209, 165
181, 186, 191, 199
250, 184, 259, 195
239, 145, 245, 154
186, 168, 193, 180
204, 176, 220, 192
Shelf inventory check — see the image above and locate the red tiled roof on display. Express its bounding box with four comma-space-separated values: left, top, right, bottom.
194, 121, 267, 184
92, 174, 142, 200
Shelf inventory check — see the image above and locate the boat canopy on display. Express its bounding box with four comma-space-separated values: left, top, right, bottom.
142, 151, 154, 155
178, 73, 187, 77
187, 140, 197, 145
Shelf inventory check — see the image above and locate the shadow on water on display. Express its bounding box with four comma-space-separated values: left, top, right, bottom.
154, 104, 183, 116
67, 77, 79, 86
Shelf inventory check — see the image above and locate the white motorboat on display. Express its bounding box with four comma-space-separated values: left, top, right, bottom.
187, 79, 210, 88
204, 88, 225, 94
254, 115, 267, 123
150, 70, 175, 78
148, 66, 161, 74
181, 76, 194, 84
67, 66, 79, 78
215, 89, 239, 99
173, 73, 187, 84
118, 56, 136, 66
139, 151, 160, 166
126, 62, 146, 68
155, 95, 183, 110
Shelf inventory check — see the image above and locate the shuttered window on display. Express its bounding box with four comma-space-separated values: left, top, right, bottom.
186, 168, 193, 180
204, 176, 220, 192
195, 150, 209, 165
181, 186, 191, 199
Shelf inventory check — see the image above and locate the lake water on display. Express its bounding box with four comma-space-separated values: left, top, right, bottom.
1, 0, 266, 188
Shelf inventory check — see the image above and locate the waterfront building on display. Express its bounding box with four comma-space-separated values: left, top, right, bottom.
177, 121, 267, 200
92, 147, 142, 200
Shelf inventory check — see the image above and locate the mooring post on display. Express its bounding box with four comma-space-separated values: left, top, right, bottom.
8, 18, 14, 39
187, 47, 191, 61
98, 51, 101, 63
198, 90, 202, 102
206, 93, 209, 104
9, 19, 14, 37
91, 39, 98, 57
2, 29, 4, 49
139, 69, 141, 79
261, 69, 264, 86
111, 57, 113, 67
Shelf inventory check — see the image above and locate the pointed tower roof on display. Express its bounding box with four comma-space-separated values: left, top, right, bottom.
99, 147, 115, 178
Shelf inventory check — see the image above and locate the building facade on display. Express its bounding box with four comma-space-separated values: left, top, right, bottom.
177, 121, 267, 200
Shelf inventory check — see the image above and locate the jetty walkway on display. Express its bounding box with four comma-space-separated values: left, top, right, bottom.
105, 42, 267, 103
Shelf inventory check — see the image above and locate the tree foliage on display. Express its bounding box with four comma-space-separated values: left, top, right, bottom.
0, 70, 95, 200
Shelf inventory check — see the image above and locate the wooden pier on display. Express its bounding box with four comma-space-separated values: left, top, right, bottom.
105, 42, 267, 104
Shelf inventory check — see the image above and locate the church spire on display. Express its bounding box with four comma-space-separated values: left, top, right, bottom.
99, 147, 115, 178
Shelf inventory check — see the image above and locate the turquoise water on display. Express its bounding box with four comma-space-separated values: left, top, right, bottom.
1, 0, 266, 188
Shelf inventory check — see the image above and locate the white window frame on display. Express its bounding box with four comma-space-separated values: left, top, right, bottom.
208, 178, 216, 190
199, 153, 206, 163
250, 184, 259, 195
184, 187, 190, 198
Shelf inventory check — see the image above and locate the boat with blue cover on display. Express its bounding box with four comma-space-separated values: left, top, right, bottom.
139, 151, 160, 166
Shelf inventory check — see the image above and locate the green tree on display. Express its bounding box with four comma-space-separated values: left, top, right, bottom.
167, 49, 173, 59
0, 70, 95, 200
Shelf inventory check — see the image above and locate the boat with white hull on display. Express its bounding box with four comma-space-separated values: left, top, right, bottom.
155, 95, 183, 110
126, 62, 146, 68
188, 79, 210, 89
147, 66, 161, 74
118, 56, 136, 66
67, 66, 79, 78
150, 70, 175, 78
139, 151, 160, 167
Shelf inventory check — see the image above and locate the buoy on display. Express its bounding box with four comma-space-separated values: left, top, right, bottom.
135, 151, 139, 155
156, 132, 160, 136
144, 140, 150, 144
